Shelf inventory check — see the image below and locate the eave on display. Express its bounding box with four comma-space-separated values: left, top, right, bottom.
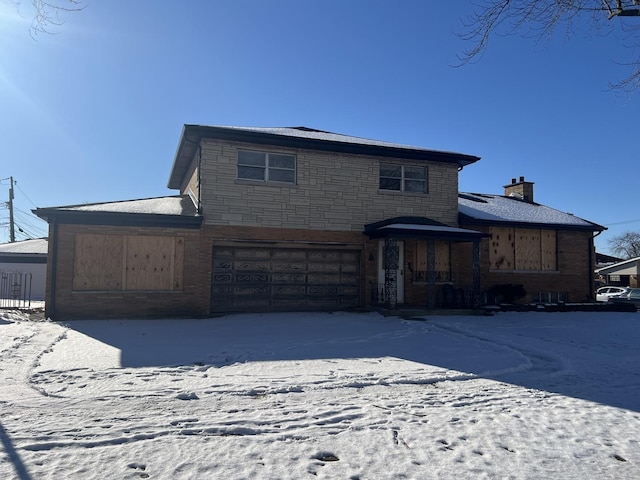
33, 209, 203, 229
168, 125, 481, 190
458, 212, 606, 232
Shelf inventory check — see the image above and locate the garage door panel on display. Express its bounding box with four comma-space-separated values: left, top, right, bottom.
272, 285, 306, 295
236, 261, 269, 271
236, 273, 269, 283
272, 250, 306, 260
272, 273, 306, 282
211, 246, 361, 313
272, 262, 306, 271
213, 260, 232, 270
234, 286, 269, 295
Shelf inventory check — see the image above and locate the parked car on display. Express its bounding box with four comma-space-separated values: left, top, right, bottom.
608, 288, 640, 307
596, 286, 630, 302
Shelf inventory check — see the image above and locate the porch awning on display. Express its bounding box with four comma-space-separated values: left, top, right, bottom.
364, 217, 487, 242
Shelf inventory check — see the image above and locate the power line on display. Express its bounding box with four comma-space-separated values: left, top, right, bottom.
606, 218, 640, 227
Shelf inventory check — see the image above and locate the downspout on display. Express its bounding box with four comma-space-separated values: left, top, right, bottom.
47, 219, 58, 320
590, 230, 603, 300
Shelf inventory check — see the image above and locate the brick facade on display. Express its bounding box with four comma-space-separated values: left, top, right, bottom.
46, 223, 209, 320
456, 226, 595, 303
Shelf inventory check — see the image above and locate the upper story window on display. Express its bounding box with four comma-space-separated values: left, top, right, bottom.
237, 150, 296, 184
379, 164, 427, 193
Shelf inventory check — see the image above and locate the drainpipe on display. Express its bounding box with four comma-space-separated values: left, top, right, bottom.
590, 231, 603, 301
47, 219, 58, 320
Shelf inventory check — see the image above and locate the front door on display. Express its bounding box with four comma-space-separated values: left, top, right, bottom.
377, 240, 404, 304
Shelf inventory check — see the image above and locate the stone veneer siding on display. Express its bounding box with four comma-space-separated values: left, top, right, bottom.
197, 139, 460, 231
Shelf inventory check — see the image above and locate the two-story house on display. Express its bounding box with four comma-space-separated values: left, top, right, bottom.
34, 125, 604, 320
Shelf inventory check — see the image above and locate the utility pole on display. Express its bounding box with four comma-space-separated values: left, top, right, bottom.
8, 176, 15, 243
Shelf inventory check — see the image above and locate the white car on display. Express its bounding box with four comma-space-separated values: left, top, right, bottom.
596, 286, 630, 302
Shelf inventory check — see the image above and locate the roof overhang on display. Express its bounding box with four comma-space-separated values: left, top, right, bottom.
459, 212, 607, 232
364, 217, 488, 242
33, 210, 203, 229
595, 257, 640, 275
168, 125, 481, 190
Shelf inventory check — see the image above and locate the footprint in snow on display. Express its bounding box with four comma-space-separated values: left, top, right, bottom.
176, 392, 199, 400
127, 462, 149, 477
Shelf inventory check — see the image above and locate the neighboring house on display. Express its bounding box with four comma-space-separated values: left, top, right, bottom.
34, 126, 604, 320
0, 238, 48, 303
595, 252, 624, 269
595, 257, 640, 288
458, 178, 606, 304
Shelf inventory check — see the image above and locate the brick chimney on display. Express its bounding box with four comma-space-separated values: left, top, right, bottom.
504, 176, 534, 203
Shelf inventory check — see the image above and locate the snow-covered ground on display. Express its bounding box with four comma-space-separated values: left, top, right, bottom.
1, 309, 639, 479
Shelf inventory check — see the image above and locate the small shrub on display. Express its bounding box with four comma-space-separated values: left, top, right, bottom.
485, 284, 527, 304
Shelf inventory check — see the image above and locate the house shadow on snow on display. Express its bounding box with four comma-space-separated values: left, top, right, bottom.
64, 311, 640, 413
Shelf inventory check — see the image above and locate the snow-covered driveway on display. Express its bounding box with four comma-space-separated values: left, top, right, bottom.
1, 310, 639, 479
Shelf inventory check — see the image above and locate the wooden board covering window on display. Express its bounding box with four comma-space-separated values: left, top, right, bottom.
489, 227, 515, 270
73, 234, 124, 290
73, 234, 184, 291
515, 229, 541, 270
490, 227, 557, 271
125, 236, 184, 290
541, 230, 557, 270
415, 241, 450, 271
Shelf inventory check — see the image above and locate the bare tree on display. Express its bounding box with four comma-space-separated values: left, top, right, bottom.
608, 231, 640, 258
458, 1, 640, 92
7, 0, 85, 36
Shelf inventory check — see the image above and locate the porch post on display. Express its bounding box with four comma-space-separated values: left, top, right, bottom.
472, 240, 481, 306
383, 237, 399, 309
426, 239, 436, 309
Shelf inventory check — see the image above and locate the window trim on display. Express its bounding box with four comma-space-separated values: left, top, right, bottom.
379, 163, 428, 194
237, 149, 297, 185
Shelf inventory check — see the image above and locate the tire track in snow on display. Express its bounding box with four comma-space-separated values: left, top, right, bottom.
428, 320, 569, 379
0, 319, 69, 405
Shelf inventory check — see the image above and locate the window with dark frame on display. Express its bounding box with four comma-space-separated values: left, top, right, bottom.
379, 163, 427, 193
237, 150, 296, 184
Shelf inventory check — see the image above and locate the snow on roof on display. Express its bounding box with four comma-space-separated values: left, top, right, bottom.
49, 195, 197, 216
459, 193, 603, 229
209, 125, 464, 156
378, 223, 481, 235
0, 238, 48, 254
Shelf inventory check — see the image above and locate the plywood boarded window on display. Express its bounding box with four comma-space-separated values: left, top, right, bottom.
414, 240, 450, 280
489, 227, 557, 271
73, 234, 124, 290
73, 234, 184, 291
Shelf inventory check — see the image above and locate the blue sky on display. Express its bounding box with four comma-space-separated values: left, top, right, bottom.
1, 1, 638, 254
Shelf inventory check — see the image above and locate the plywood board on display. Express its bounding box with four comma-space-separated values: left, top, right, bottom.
73, 234, 124, 290
515, 229, 541, 270
435, 241, 450, 272
490, 227, 515, 270
541, 230, 557, 271
125, 236, 176, 290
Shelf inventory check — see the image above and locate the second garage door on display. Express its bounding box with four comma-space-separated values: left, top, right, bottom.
211, 245, 361, 313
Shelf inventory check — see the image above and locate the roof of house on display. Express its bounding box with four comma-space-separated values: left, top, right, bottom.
364, 216, 488, 241
596, 252, 624, 267
595, 256, 640, 275
458, 192, 606, 231
0, 238, 48, 255
168, 125, 481, 189
33, 195, 202, 228
0, 238, 48, 264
